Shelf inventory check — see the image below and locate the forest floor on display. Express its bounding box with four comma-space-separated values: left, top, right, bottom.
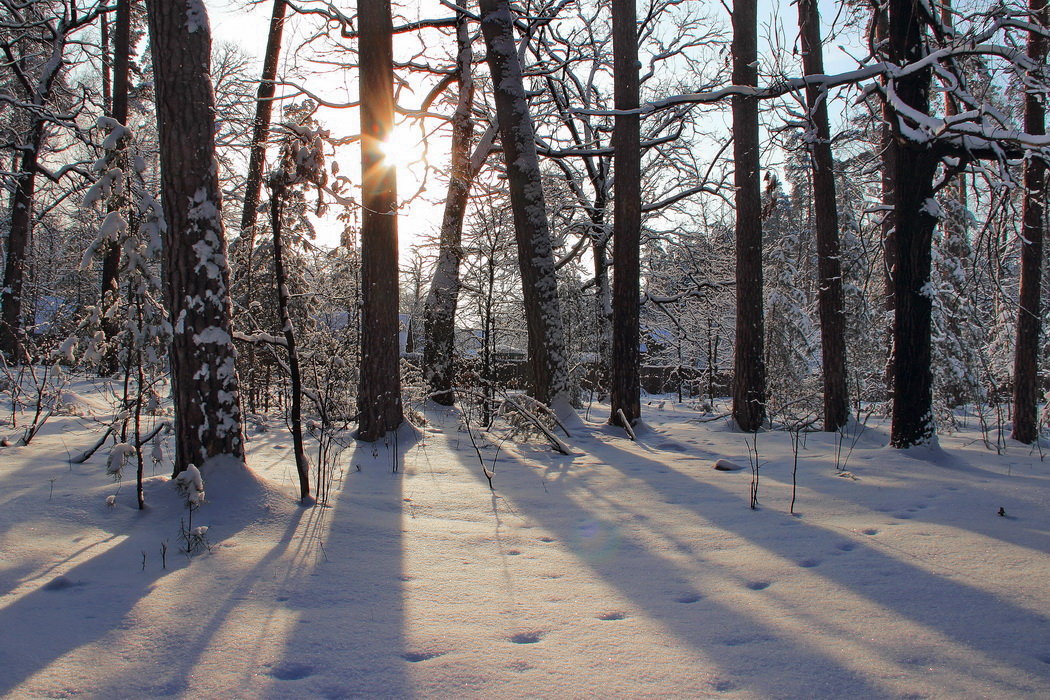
1, 378, 1048, 698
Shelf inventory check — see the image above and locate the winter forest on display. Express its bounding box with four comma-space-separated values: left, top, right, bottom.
1, 0, 1049, 697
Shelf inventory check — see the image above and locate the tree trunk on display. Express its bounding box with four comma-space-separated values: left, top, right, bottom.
239, 0, 287, 243
146, 0, 245, 472
0, 137, 40, 362
886, 0, 939, 447
479, 0, 569, 406
1012, 0, 1048, 444
422, 13, 475, 406
731, 0, 765, 432
798, 0, 848, 431
877, 6, 897, 401
269, 188, 310, 499
610, 0, 641, 428
357, 0, 404, 441
99, 0, 133, 375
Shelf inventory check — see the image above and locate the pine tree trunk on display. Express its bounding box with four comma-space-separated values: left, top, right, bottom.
479, 0, 568, 406
146, 0, 245, 472
422, 14, 475, 406
99, 0, 132, 375
731, 0, 766, 432
1012, 0, 1048, 444
798, 0, 848, 431
886, 0, 939, 447
0, 139, 39, 362
610, 0, 641, 428
357, 0, 404, 440
876, 6, 897, 401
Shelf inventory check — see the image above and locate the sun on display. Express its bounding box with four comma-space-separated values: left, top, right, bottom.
379, 128, 423, 172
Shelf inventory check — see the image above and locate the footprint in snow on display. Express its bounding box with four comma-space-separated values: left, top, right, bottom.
745, 581, 770, 591
509, 631, 545, 644
836, 542, 856, 552
862, 528, 879, 535
797, 558, 821, 568
402, 650, 445, 663
268, 662, 315, 680
675, 592, 703, 604
538, 536, 555, 543
597, 611, 627, 621
42, 576, 82, 591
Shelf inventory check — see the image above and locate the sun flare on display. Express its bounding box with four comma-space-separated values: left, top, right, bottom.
379, 130, 422, 172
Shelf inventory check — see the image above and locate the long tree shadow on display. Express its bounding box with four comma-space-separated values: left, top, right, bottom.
594, 431, 1050, 694
0, 467, 309, 697
448, 426, 893, 697
257, 426, 420, 698
641, 422, 1050, 553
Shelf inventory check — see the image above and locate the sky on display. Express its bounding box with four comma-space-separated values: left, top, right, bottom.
209, 0, 868, 255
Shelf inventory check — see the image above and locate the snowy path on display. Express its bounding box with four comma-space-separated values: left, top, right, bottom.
0, 400, 1048, 698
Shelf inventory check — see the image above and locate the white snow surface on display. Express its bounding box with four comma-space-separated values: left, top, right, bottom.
1, 383, 1048, 698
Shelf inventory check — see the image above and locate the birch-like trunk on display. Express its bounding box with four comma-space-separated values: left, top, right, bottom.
422, 14, 475, 406
479, 0, 568, 406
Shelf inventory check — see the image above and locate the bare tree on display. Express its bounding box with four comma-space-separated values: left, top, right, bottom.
146, 0, 245, 472
479, 0, 569, 407
422, 13, 480, 406
0, 0, 103, 361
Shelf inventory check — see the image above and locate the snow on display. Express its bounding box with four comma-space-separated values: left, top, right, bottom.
1, 380, 1048, 697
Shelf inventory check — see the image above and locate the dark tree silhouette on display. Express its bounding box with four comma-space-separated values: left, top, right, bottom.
357, 0, 404, 440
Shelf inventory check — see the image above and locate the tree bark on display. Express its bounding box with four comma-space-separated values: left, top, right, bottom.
239, 0, 287, 243
876, 6, 897, 400
269, 188, 310, 499
610, 0, 641, 428
99, 0, 133, 375
357, 0, 404, 440
886, 0, 939, 447
0, 134, 40, 362
1012, 0, 1048, 444
146, 0, 245, 472
479, 0, 569, 406
798, 0, 848, 431
422, 14, 475, 406
731, 0, 766, 432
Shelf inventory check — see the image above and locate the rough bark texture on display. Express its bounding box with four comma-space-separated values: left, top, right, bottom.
1012, 0, 1048, 444
99, 0, 132, 374
0, 10, 71, 362
0, 135, 39, 362
731, 0, 766, 432
877, 6, 897, 399
422, 14, 475, 406
239, 0, 287, 242
357, 0, 404, 440
146, 0, 245, 472
610, 0, 641, 428
886, 0, 939, 448
479, 0, 568, 405
798, 0, 848, 431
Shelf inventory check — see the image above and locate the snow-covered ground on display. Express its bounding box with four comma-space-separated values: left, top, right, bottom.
1, 381, 1048, 698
